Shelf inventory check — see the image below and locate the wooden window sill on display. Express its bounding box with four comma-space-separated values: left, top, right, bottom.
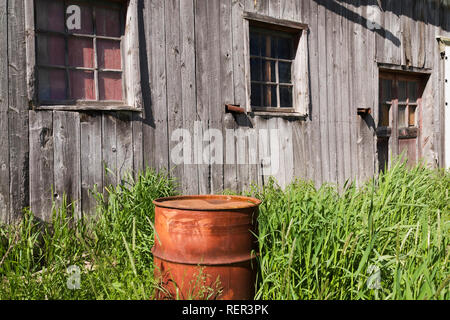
248, 110, 307, 119
31, 105, 142, 112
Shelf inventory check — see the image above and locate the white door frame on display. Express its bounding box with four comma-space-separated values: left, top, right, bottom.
438, 36, 450, 169
445, 46, 450, 168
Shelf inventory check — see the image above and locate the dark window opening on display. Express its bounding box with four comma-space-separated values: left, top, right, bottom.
250, 28, 295, 110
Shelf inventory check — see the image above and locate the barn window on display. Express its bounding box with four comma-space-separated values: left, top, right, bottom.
25, 0, 142, 111
250, 29, 295, 109
243, 12, 309, 116
377, 70, 427, 171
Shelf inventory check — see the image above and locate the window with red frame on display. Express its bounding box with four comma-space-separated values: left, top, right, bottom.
35, 0, 125, 105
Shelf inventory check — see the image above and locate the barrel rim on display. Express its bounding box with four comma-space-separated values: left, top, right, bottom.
152, 246, 260, 265
153, 194, 262, 211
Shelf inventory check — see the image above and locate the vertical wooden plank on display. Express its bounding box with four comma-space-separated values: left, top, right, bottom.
165, 0, 184, 192
424, 0, 436, 70
80, 112, 102, 215
152, 0, 169, 173
280, 0, 294, 21
347, 1, 360, 183
375, 0, 386, 63
24, 0, 35, 107
102, 113, 117, 188
376, 0, 402, 65
306, 0, 322, 186
180, 0, 199, 195
433, 2, 444, 167
324, 1, 337, 184
317, 1, 330, 184
401, 0, 414, 67
413, 0, 426, 68
8, 0, 29, 222
267, 117, 280, 185
221, 0, 237, 192
116, 112, 133, 183
0, 0, 9, 222
367, 4, 378, 179
386, 0, 402, 65
252, 116, 264, 186
357, 3, 376, 183
132, 112, 143, 178
101, 112, 133, 188
340, 1, 352, 184
144, 0, 168, 173
278, 117, 294, 188
268, 0, 280, 18
353, 0, 365, 181
195, 0, 211, 194
29, 111, 53, 222
291, 119, 307, 181
244, 0, 268, 15
333, 1, 345, 187
140, 0, 154, 174
53, 111, 81, 219
207, 0, 224, 193
124, 0, 143, 111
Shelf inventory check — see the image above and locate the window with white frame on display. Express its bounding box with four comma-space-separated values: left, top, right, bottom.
244, 12, 309, 116
250, 28, 295, 109
25, 0, 142, 111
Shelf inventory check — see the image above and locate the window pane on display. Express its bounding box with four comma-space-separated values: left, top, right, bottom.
260, 35, 276, 58
280, 86, 292, 108
262, 59, 276, 82
97, 40, 122, 70
408, 106, 416, 127
250, 32, 260, 56
408, 81, 417, 103
38, 68, 67, 101
398, 80, 407, 102
278, 36, 293, 59
68, 37, 94, 68
263, 85, 277, 107
36, 0, 64, 32
67, 2, 93, 34
278, 61, 292, 84
96, 7, 122, 37
379, 104, 390, 127
398, 105, 407, 127
380, 79, 392, 102
250, 58, 261, 81
251, 83, 262, 107
69, 70, 95, 100
37, 34, 66, 66
99, 72, 123, 101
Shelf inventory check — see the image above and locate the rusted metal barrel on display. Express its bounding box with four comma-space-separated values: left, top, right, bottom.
152, 195, 261, 300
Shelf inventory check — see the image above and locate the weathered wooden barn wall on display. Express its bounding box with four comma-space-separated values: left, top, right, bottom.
0, 0, 449, 222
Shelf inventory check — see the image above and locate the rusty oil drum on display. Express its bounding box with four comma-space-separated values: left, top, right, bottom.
151, 195, 261, 300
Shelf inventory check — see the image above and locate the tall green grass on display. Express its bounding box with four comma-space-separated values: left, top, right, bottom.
0, 168, 177, 299
0, 161, 448, 299
250, 160, 449, 300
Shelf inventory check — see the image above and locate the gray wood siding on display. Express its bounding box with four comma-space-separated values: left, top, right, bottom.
0, 0, 449, 222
